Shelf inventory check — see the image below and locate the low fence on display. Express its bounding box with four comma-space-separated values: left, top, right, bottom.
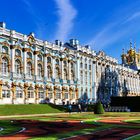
111, 96, 140, 112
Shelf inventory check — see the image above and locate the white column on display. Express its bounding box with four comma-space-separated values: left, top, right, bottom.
11, 40, 15, 74
52, 58, 55, 79
60, 60, 64, 79
23, 45, 27, 75
76, 58, 80, 82
92, 61, 97, 102
34, 56, 37, 77
83, 59, 85, 86
44, 56, 47, 77
68, 61, 71, 80
76, 56, 80, 99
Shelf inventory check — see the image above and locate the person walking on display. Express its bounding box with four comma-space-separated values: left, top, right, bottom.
84, 104, 88, 112
68, 104, 72, 114
78, 104, 82, 113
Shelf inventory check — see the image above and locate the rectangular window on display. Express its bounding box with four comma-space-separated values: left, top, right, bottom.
16, 91, 23, 98
89, 65, 91, 70
71, 93, 75, 99
56, 92, 61, 99
48, 92, 52, 98
39, 92, 44, 98
64, 93, 68, 99
2, 90, 10, 98
27, 91, 34, 98
85, 64, 87, 69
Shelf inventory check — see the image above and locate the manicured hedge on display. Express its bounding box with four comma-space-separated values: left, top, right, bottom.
94, 101, 104, 114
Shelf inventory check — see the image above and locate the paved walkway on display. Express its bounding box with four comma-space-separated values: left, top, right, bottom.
0, 112, 79, 119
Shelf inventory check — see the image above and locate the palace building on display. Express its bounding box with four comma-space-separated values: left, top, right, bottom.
0, 22, 140, 105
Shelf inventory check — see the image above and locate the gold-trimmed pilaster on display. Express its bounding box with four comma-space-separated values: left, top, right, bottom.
0, 80, 3, 99
11, 82, 16, 103
35, 84, 39, 103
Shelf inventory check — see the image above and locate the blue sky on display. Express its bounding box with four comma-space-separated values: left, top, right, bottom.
1, 0, 140, 62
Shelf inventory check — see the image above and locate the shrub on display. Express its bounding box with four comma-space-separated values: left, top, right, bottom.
94, 101, 104, 114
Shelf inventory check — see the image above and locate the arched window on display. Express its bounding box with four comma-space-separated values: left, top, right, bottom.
2, 85, 10, 98
38, 64, 42, 78
27, 62, 32, 77
16, 86, 23, 98
85, 72, 87, 84
64, 69, 67, 80
38, 54, 42, 61
55, 67, 59, 79
15, 60, 21, 75
38, 87, 44, 98
2, 46, 8, 54
80, 71, 83, 84
47, 66, 52, 78
2, 58, 8, 74
15, 49, 21, 56
27, 52, 32, 59
71, 90, 75, 99
27, 87, 34, 98
71, 62, 73, 69
48, 88, 53, 99
81, 88, 83, 96
56, 88, 61, 99
56, 59, 59, 65
80, 62, 83, 68
47, 57, 51, 63
71, 70, 74, 81
64, 89, 68, 99
63, 61, 67, 67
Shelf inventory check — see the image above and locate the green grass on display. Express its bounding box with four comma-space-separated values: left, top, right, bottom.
125, 134, 140, 140
0, 120, 21, 135
15, 113, 99, 121
0, 104, 66, 116
0, 112, 140, 139
125, 119, 140, 124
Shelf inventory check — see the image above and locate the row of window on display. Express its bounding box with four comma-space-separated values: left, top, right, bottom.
80, 71, 92, 85
2, 46, 75, 68
80, 63, 91, 70
2, 90, 45, 98
1, 57, 75, 80
2, 90, 75, 99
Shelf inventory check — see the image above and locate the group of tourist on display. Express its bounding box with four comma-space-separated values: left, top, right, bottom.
68, 104, 88, 113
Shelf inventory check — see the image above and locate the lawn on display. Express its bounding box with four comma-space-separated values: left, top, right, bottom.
125, 134, 140, 140
0, 104, 66, 116
0, 120, 21, 136
125, 119, 140, 124
0, 111, 140, 140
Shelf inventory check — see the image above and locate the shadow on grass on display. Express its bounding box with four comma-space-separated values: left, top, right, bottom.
47, 103, 67, 112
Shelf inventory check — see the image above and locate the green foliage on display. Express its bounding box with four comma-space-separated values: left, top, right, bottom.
0, 104, 66, 116
0, 120, 21, 135
94, 101, 104, 114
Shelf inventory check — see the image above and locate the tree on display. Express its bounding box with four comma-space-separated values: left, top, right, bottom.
94, 101, 104, 114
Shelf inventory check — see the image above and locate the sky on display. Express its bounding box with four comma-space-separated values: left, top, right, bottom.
1, 0, 140, 62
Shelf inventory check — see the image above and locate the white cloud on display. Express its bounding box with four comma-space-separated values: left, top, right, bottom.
54, 0, 77, 41
124, 11, 140, 23
88, 22, 131, 51
88, 10, 140, 51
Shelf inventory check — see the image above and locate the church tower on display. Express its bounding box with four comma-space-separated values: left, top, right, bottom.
121, 42, 140, 70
